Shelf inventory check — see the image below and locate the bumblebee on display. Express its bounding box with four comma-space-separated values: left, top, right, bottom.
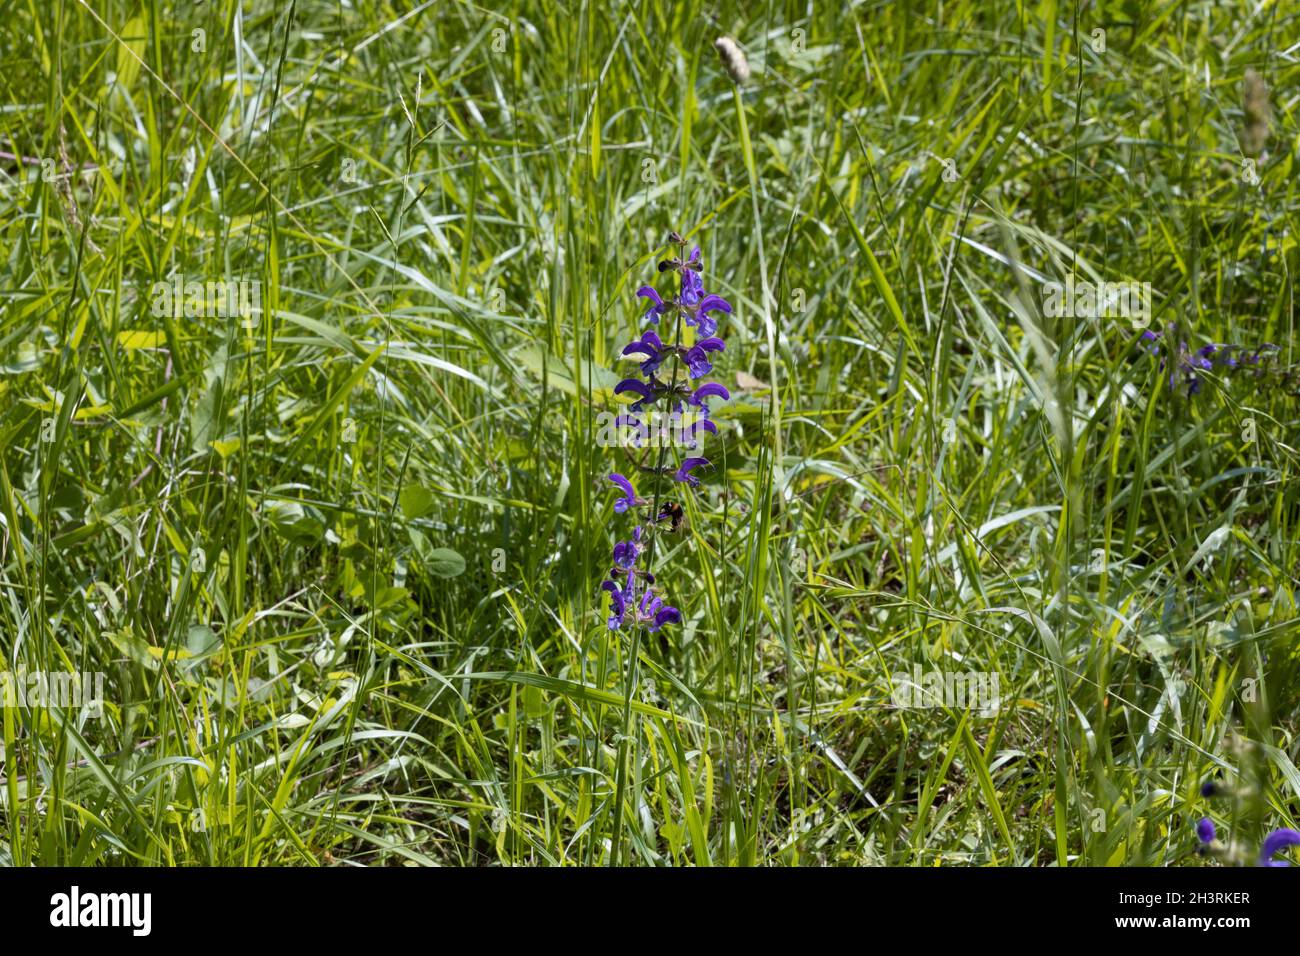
659, 500, 686, 533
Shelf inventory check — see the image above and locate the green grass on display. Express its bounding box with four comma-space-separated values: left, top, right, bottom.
0, 0, 1297, 866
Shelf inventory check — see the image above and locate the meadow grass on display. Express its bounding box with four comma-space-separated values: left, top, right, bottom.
0, 0, 1297, 866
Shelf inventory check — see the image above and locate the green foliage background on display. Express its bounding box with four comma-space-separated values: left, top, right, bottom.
0, 0, 1297, 865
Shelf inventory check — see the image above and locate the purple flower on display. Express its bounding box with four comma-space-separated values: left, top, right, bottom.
652, 606, 682, 629
608, 473, 642, 513
615, 377, 657, 412
1196, 817, 1216, 844
680, 412, 717, 448
637, 589, 681, 632
1259, 828, 1300, 867
674, 457, 711, 487
602, 570, 635, 630
690, 293, 732, 338
679, 246, 703, 305
1138, 325, 1283, 396
689, 382, 730, 407
612, 526, 643, 569
637, 286, 671, 324
683, 337, 725, 379
623, 330, 668, 376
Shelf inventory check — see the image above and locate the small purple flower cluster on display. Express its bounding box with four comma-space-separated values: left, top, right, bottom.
600, 506, 680, 632
600, 235, 733, 632
1196, 779, 1300, 866
1139, 325, 1280, 396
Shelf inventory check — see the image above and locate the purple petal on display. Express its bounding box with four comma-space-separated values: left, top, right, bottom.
1196, 817, 1215, 844
615, 378, 654, 401
683, 418, 717, 439
1259, 828, 1300, 866
602, 580, 626, 628
637, 286, 667, 323
684, 347, 713, 380
613, 538, 639, 568
695, 336, 725, 353
650, 606, 681, 631
608, 472, 639, 512
639, 589, 660, 617
697, 294, 732, 315
690, 383, 730, 405
674, 456, 710, 486
681, 278, 703, 307
636, 286, 663, 308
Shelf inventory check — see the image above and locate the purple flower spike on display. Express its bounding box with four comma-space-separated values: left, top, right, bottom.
597, 236, 731, 639
608, 473, 639, 513
1259, 828, 1300, 867
1196, 817, 1216, 844
674, 457, 711, 487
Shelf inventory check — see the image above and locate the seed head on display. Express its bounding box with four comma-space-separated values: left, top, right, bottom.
1241, 68, 1271, 157
715, 37, 750, 84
